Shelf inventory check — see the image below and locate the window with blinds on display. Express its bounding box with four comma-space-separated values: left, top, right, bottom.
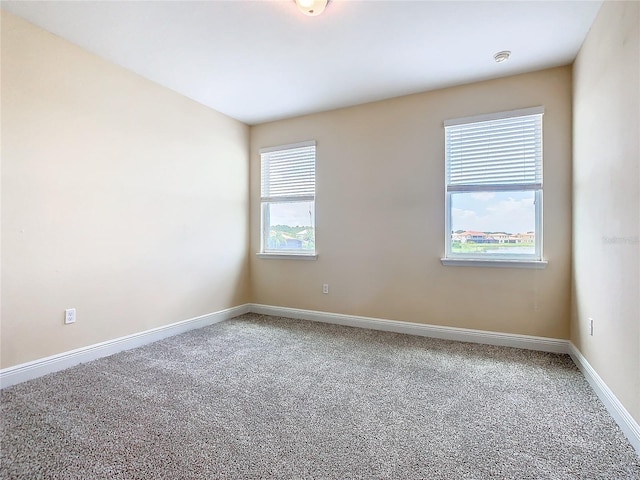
444, 107, 544, 262
260, 141, 316, 255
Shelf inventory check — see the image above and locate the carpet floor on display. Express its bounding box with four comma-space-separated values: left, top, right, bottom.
1, 313, 639, 479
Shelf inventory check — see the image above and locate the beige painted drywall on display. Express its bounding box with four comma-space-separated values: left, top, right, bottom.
0, 12, 250, 369
250, 67, 573, 339
572, 1, 639, 423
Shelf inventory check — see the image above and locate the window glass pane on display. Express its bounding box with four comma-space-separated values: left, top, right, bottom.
265, 201, 315, 251
450, 191, 535, 255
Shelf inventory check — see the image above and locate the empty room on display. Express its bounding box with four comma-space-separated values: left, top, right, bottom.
1, 0, 639, 478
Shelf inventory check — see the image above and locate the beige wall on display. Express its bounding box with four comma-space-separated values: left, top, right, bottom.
572, 1, 640, 423
0, 12, 250, 368
251, 67, 573, 339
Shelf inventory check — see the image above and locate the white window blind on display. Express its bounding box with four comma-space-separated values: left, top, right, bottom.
445, 109, 543, 192
261, 141, 316, 202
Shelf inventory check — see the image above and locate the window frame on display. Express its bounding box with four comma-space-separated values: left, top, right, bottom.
258, 140, 317, 259
442, 107, 547, 268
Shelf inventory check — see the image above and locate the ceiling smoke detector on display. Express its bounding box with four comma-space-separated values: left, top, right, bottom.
494, 51, 511, 63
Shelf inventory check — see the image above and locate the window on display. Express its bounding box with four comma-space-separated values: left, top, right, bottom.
260, 141, 316, 256
443, 107, 544, 265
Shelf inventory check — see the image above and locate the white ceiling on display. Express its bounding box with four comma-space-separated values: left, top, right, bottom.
2, 0, 602, 125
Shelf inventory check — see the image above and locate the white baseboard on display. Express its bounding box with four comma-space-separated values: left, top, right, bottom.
248, 304, 569, 354
3, 302, 637, 456
0, 304, 250, 389
569, 343, 640, 455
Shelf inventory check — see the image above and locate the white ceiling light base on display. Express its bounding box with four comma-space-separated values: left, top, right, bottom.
295, 0, 328, 16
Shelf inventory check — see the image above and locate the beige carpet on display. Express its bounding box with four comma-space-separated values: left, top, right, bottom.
2, 313, 639, 479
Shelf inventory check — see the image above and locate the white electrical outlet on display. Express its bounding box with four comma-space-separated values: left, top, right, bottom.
589, 317, 594, 336
65, 308, 76, 324
322, 284, 329, 294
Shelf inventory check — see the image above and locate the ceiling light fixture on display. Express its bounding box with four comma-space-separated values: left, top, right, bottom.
295, 0, 328, 16
494, 51, 511, 63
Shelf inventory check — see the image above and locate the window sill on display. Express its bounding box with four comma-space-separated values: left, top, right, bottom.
440, 258, 548, 269
256, 253, 318, 260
